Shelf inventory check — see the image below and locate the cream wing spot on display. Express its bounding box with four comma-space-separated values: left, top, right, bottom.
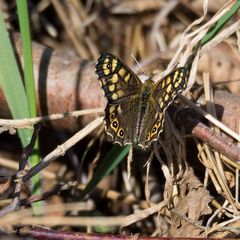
164, 94, 169, 101
109, 106, 115, 113
112, 59, 118, 71
159, 99, 164, 109
117, 105, 122, 114
174, 71, 179, 80
103, 68, 110, 75
161, 80, 166, 89
112, 74, 118, 83
174, 82, 179, 88
171, 92, 177, 98
103, 58, 109, 65
166, 76, 171, 85
166, 84, 172, 94
103, 58, 110, 75
124, 73, 131, 82
109, 84, 115, 92
118, 67, 126, 77
159, 113, 163, 121
117, 90, 124, 98
111, 93, 118, 100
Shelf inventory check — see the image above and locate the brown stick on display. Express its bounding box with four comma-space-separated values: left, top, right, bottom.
0, 33, 105, 132
0, 124, 40, 217
21, 228, 228, 240
177, 108, 240, 162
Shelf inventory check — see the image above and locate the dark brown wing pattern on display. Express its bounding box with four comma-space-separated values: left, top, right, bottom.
96, 53, 142, 146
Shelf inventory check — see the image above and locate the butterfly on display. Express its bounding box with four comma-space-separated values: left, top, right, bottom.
96, 52, 190, 149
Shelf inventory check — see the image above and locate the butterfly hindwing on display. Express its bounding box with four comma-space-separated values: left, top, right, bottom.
104, 96, 141, 146
137, 99, 165, 148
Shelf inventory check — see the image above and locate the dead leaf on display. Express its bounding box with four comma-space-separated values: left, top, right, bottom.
169, 168, 212, 237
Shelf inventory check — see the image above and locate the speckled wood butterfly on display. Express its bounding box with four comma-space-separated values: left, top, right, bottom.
96, 53, 190, 149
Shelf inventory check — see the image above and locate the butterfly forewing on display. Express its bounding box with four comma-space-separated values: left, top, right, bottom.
96, 53, 142, 104
153, 67, 190, 113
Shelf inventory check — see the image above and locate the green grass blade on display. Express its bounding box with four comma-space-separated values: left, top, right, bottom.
17, 0, 37, 117
200, 1, 240, 46
16, 0, 42, 213
79, 144, 131, 199
0, 10, 31, 146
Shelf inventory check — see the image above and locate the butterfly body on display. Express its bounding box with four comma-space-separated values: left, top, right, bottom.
96, 53, 190, 149
135, 79, 155, 143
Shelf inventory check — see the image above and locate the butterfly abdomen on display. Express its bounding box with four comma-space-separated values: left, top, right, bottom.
135, 80, 155, 145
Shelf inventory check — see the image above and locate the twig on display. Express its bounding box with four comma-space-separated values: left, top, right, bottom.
179, 95, 240, 142
19, 124, 40, 171
0, 124, 40, 217
20, 228, 228, 240
22, 117, 103, 182
19, 181, 148, 209
177, 108, 240, 162
0, 156, 56, 180
20, 181, 78, 206
0, 108, 104, 129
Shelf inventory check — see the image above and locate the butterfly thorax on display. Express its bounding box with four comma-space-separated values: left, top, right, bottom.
140, 79, 155, 102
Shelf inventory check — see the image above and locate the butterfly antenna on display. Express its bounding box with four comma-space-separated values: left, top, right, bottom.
131, 53, 147, 75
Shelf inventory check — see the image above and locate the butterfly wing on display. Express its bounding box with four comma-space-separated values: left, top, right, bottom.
138, 67, 190, 148
137, 99, 165, 149
153, 67, 190, 112
96, 52, 142, 104
104, 96, 141, 146
96, 52, 142, 146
